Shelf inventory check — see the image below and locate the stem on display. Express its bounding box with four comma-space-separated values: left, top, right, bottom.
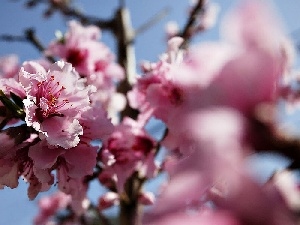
25, 28, 56, 63
120, 200, 143, 225
0, 28, 56, 63
119, 174, 144, 225
180, 0, 206, 48
56, 4, 113, 29
110, 6, 142, 225
114, 7, 139, 120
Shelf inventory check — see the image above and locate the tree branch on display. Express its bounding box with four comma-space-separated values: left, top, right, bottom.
0, 34, 26, 42
56, 4, 114, 29
114, 7, 139, 121
180, 0, 206, 48
25, 28, 56, 62
0, 28, 56, 63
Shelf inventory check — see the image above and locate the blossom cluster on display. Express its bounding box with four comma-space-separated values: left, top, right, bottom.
1, 0, 300, 225
0, 21, 120, 214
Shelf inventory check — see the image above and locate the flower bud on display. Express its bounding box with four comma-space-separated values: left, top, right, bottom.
98, 192, 119, 210
138, 191, 155, 205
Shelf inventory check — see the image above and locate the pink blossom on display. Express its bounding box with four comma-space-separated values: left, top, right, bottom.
138, 191, 155, 205
0, 54, 19, 79
267, 170, 300, 212
210, 172, 296, 225
98, 192, 119, 210
34, 191, 71, 225
192, 1, 220, 32
144, 108, 296, 225
129, 0, 293, 127
127, 37, 184, 122
147, 108, 246, 216
99, 117, 157, 192
165, 21, 179, 39
29, 140, 97, 182
0, 77, 26, 99
46, 20, 123, 78
144, 210, 241, 225
46, 20, 124, 118
0, 126, 53, 198
28, 140, 96, 206
221, 0, 287, 53
78, 103, 114, 143
19, 60, 91, 149
163, 107, 245, 156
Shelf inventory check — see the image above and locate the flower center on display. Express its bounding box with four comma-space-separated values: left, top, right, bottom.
107, 135, 154, 164
168, 86, 184, 105
66, 48, 87, 67
95, 60, 108, 72
35, 75, 69, 121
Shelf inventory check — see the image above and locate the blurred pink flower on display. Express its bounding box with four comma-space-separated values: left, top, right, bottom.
34, 191, 71, 225
0, 126, 53, 199
99, 117, 157, 192
0, 54, 19, 79
144, 108, 296, 225
129, 0, 294, 127
144, 210, 241, 225
98, 192, 119, 210
46, 20, 124, 118
29, 140, 96, 204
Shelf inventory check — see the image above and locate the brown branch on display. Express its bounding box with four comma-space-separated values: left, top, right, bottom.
180, 0, 206, 48
120, 172, 145, 225
23, 0, 114, 29
24, 28, 44, 52
0, 28, 56, 63
57, 5, 114, 29
0, 34, 26, 42
25, 28, 56, 63
248, 115, 300, 170
114, 8, 139, 121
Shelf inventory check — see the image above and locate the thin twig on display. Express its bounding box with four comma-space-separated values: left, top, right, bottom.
23, 0, 114, 29
58, 5, 114, 29
180, 0, 206, 48
114, 7, 139, 121
135, 7, 170, 36
0, 34, 26, 42
24, 28, 56, 62
24, 28, 44, 52
0, 28, 56, 63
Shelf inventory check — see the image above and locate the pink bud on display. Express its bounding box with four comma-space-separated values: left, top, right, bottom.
199, 2, 220, 30
165, 21, 180, 39
98, 192, 119, 210
139, 191, 155, 205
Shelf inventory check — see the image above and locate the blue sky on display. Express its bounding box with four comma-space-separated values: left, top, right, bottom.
0, 0, 300, 224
